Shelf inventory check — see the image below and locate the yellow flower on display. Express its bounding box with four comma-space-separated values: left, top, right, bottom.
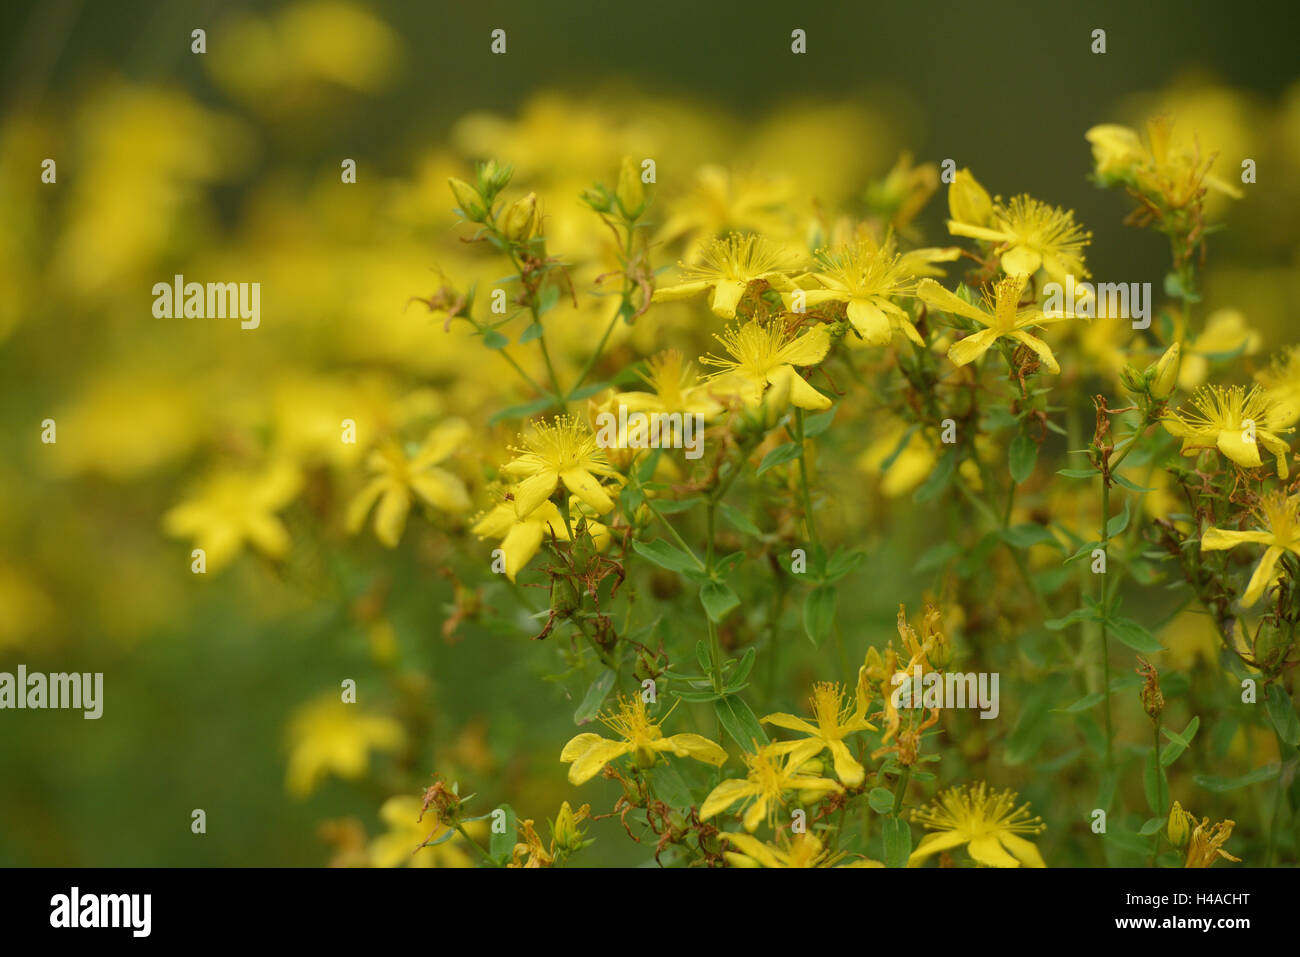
559, 695, 727, 785
700, 321, 832, 411
1085, 124, 1147, 179
909, 782, 1046, 868
858, 419, 937, 497
1200, 491, 1300, 606
1255, 345, 1300, 427
655, 166, 796, 261
284, 695, 404, 798
800, 237, 927, 347
552, 800, 591, 852
1162, 385, 1293, 478
1184, 815, 1241, 868
762, 682, 877, 787
722, 830, 879, 868
947, 167, 993, 229
947, 193, 1091, 286
369, 796, 481, 868
1167, 800, 1194, 847
653, 233, 799, 319
700, 744, 843, 833
1087, 117, 1243, 205
347, 419, 473, 547
163, 459, 302, 572
471, 497, 609, 582
510, 818, 554, 868
917, 273, 1071, 373
501, 415, 622, 518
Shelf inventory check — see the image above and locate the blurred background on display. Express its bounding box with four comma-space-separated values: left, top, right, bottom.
1, 0, 1297, 866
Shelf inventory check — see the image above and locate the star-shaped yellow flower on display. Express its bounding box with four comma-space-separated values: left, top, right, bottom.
471, 497, 609, 582
560, 695, 727, 785
762, 682, 876, 787
798, 237, 929, 348
1162, 384, 1293, 478
721, 830, 882, 868
1201, 491, 1300, 606
652, 233, 800, 318
908, 782, 1046, 868
501, 415, 623, 518
946, 189, 1091, 287
918, 273, 1071, 373
700, 743, 843, 833
700, 321, 832, 411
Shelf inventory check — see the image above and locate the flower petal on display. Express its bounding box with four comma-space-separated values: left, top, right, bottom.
947, 327, 1000, 367
906, 829, 967, 867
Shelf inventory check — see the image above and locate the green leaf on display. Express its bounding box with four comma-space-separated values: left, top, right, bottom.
1105, 497, 1132, 538
488, 395, 555, 425
652, 496, 704, 514
1194, 763, 1280, 792
803, 585, 837, 648
914, 541, 961, 573
567, 381, 611, 401
1144, 749, 1168, 815
756, 442, 803, 475
719, 502, 762, 537
1160, 715, 1200, 767
867, 788, 895, 815
1057, 468, 1097, 479
537, 283, 561, 315
632, 538, 700, 574
1009, 432, 1038, 484
574, 669, 615, 724
694, 640, 711, 674
518, 322, 544, 344
1106, 615, 1163, 654
1265, 684, 1300, 747
489, 804, 517, 864
1002, 523, 1058, 549
700, 581, 740, 623
913, 449, 956, 504
727, 648, 757, 690
881, 816, 911, 868
803, 407, 836, 438
1138, 816, 1164, 836
714, 695, 768, 751
482, 329, 509, 349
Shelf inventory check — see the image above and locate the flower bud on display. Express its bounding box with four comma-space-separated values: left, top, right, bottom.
1150, 342, 1181, 400
1167, 800, 1193, 848
1119, 362, 1147, 396
477, 159, 513, 199
948, 168, 992, 227
501, 192, 540, 242
616, 156, 646, 219
581, 184, 612, 213
448, 177, 486, 221
553, 801, 590, 852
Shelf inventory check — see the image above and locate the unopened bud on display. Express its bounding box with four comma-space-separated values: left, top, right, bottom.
1167, 800, 1192, 847
616, 156, 645, 219
501, 192, 540, 242
1150, 342, 1181, 400
449, 177, 485, 221
948, 168, 992, 227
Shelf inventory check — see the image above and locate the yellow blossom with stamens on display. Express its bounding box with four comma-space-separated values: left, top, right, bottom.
700, 743, 843, 833
799, 237, 927, 348
652, 233, 800, 318
1184, 815, 1241, 868
1178, 308, 1261, 391
501, 415, 623, 518
471, 496, 609, 583
700, 321, 831, 411
347, 419, 473, 547
1162, 384, 1293, 478
908, 782, 1047, 868
1255, 345, 1300, 427
947, 192, 1091, 286
762, 682, 877, 787
615, 349, 725, 420
917, 273, 1072, 373
721, 830, 882, 868
1200, 491, 1300, 606
559, 695, 727, 785
1087, 117, 1243, 205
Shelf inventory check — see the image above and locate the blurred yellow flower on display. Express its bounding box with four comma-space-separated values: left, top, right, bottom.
1201, 491, 1300, 606
369, 795, 481, 868
163, 460, 302, 572
347, 420, 473, 547
1178, 308, 1260, 391
285, 696, 404, 798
